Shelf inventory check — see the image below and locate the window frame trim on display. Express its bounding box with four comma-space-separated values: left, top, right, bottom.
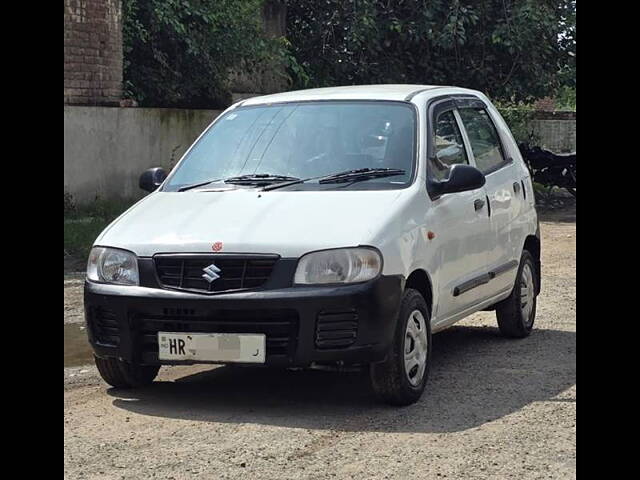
426, 98, 454, 199
429, 106, 471, 182
452, 108, 475, 167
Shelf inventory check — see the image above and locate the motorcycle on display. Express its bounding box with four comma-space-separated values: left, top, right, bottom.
518, 144, 576, 197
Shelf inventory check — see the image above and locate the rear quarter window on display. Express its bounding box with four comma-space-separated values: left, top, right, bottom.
458, 108, 507, 174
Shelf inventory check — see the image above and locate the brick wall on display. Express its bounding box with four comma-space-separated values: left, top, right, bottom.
533, 97, 556, 111
64, 0, 123, 106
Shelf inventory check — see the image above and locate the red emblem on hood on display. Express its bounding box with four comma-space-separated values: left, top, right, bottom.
212, 242, 223, 252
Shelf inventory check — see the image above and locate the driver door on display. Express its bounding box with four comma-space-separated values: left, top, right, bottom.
425, 99, 493, 324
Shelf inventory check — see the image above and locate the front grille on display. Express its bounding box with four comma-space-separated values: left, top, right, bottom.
155, 255, 278, 294
92, 306, 119, 346
135, 308, 299, 361
315, 310, 359, 349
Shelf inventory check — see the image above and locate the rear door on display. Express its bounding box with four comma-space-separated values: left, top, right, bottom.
456, 99, 523, 296
425, 99, 493, 322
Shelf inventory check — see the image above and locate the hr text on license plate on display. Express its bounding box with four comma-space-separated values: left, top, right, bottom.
158, 332, 266, 363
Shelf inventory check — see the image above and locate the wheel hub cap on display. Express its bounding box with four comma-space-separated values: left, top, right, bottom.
520, 263, 535, 325
404, 310, 428, 387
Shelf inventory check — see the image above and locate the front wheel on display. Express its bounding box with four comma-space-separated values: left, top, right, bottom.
495, 250, 538, 338
370, 289, 432, 406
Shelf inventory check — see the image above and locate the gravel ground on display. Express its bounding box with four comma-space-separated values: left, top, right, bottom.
64, 275, 85, 325
64, 212, 576, 479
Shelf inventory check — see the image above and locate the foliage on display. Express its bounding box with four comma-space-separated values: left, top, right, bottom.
554, 86, 576, 111
495, 103, 539, 145
556, 0, 575, 89
121, 0, 575, 107
123, 0, 268, 108
284, 0, 575, 102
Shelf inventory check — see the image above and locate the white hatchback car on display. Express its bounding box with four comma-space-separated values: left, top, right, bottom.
85, 85, 540, 405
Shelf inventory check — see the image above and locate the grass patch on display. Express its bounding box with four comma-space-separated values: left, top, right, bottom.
64, 198, 137, 261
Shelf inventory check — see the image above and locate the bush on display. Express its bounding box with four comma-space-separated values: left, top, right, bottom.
496, 103, 539, 145
123, 0, 269, 108
555, 86, 576, 111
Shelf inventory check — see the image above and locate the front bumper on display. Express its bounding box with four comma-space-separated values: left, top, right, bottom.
84, 275, 404, 367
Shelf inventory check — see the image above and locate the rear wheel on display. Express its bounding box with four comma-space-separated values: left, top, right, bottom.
94, 355, 159, 389
370, 289, 431, 406
496, 251, 538, 338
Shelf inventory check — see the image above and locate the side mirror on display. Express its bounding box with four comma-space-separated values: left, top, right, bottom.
437, 164, 486, 195
139, 167, 167, 192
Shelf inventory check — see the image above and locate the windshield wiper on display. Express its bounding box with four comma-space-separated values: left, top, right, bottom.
262, 168, 406, 191
318, 168, 406, 184
178, 173, 300, 192
224, 173, 301, 186
178, 178, 223, 192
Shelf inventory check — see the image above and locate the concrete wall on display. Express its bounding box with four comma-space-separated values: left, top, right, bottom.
64, 107, 221, 204
530, 119, 576, 153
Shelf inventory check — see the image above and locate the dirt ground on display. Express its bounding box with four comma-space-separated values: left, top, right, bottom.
64, 209, 576, 479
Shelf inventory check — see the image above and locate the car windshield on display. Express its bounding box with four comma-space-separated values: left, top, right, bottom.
163, 101, 417, 191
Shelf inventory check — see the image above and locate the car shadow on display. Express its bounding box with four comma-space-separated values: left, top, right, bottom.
110, 324, 575, 433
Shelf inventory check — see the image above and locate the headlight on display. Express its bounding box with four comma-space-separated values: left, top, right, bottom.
294, 247, 382, 285
87, 247, 139, 285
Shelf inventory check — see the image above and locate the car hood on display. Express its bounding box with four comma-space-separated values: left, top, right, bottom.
96, 189, 406, 258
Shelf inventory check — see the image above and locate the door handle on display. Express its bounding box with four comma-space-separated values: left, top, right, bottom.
513, 182, 521, 194
474, 198, 485, 211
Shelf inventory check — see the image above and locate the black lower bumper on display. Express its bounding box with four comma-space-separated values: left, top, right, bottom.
84, 275, 404, 367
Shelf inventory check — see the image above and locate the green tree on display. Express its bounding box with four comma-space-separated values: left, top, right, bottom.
285, 0, 574, 102
557, 0, 575, 88
123, 0, 267, 108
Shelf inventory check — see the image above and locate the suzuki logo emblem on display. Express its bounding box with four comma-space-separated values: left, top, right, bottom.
202, 264, 221, 283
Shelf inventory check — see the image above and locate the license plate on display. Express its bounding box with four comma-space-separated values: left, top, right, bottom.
158, 332, 266, 363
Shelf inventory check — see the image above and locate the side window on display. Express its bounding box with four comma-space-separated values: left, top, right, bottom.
458, 108, 506, 173
429, 110, 468, 181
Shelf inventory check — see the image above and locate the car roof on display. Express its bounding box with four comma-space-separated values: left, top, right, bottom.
239, 84, 482, 106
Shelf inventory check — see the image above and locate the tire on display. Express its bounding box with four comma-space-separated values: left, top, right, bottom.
496, 250, 538, 338
94, 355, 159, 389
370, 288, 432, 406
